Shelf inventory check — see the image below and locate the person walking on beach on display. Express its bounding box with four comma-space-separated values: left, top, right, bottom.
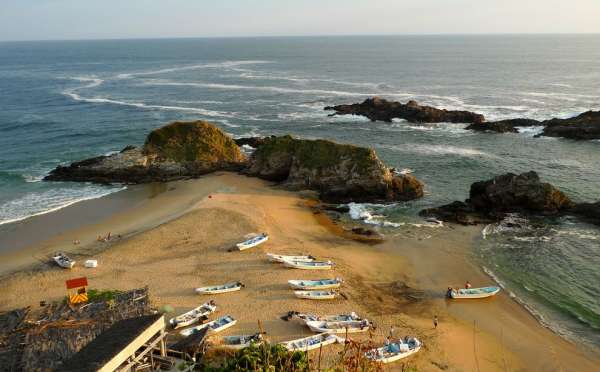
465, 280, 472, 289
433, 315, 438, 329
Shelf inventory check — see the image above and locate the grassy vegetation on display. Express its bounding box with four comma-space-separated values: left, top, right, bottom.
86, 289, 121, 303
143, 121, 243, 164
254, 135, 378, 176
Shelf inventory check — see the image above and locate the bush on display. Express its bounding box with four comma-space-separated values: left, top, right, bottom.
200, 343, 308, 371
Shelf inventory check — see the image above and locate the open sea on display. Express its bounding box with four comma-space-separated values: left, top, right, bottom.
0, 35, 599, 347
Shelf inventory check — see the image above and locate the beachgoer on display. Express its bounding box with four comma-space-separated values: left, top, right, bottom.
446, 287, 454, 298
389, 326, 395, 339
106, 232, 111, 240
433, 315, 438, 329
465, 281, 472, 289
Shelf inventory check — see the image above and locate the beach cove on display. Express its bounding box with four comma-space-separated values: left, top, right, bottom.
0, 172, 597, 371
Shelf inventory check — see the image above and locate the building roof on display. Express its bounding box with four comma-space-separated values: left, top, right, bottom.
57, 314, 163, 372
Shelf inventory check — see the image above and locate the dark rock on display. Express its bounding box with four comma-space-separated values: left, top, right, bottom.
466, 118, 542, 133
325, 97, 485, 124
420, 171, 574, 225
245, 135, 424, 203
234, 136, 274, 149
319, 204, 351, 213
45, 121, 246, 184
570, 202, 600, 226
537, 111, 600, 140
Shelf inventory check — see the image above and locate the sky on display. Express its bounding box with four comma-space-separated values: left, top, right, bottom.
1, 0, 599, 41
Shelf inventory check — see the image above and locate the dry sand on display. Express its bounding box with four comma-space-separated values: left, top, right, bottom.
0, 172, 597, 371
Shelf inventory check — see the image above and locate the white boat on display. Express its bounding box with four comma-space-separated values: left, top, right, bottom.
288, 278, 342, 290
180, 315, 237, 337
53, 252, 75, 269
294, 290, 336, 300
267, 253, 315, 263
293, 312, 362, 323
236, 233, 268, 251
210, 333, 264, 350
195, 282, 244, 295
449, 286, 500, 299
280, 333, 341, 351
305, 320, 370, 334
284, 260, 333, 270
169, 301, 217, 329
366, 337, 422, 364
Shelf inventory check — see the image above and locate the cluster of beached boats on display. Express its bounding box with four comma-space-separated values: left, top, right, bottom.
163, 232, 429, 364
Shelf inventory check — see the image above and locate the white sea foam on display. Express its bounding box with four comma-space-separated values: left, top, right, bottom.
378, 144, 495, 158
116, 60, 272, 79
347, 202, 402, 227
142, 80, 415, 99
0, 186, 126, 226
516, 126, 545, 136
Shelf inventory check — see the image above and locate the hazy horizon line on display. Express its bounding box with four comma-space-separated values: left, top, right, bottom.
2, 32, 599, 44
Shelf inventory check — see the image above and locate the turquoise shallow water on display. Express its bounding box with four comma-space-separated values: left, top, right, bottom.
0, 35, 599, 346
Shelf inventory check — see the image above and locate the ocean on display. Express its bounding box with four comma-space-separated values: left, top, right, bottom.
0, 35, 598, 347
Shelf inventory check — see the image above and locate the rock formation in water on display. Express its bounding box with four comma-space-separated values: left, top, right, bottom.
325, 97, 485, 124
420, 171, 575, 225
244, 135, 424, 202
467, 111, 600, 140
44, 120, 246, 183
537, 111, 600, 140
45, 121, 424, 203
570, 202, 600, 226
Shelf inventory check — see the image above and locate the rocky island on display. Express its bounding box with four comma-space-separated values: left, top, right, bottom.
420, 171, 598, 226
326, 97, 600, 140
45, 120, 423, 203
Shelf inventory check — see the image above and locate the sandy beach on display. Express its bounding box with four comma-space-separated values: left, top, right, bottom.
0, 172, 598, 371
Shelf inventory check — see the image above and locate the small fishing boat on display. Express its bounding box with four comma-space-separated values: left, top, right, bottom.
267, 253, 315, 263
305, 320, 370, 334
195, 282, 244, 295
292, 312, 362, 323
169, 301, 217, 329
53, 252, 75, 269
288, 278, 342, 290
236, 233, 268, 251
294, 290, 336, 300
210, 333, 265, 350
366, 337, 422, 364
283, 260, 333, 270
180, 315, 237, 337
280, 333, 341, 351
449, 286, 500, 299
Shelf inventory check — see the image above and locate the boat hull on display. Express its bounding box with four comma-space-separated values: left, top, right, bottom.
450, 286, 500, 299
294, 291, 336, 300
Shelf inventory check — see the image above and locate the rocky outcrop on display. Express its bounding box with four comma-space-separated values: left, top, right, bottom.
537, 111, 600, 140
570, 202, 600, 226
466, 118, 542, 133
234, 136, 273, 149
467, 111, 600, 140
44, 121, 246, 183
325, 97, 485, 124
420, 171, 575, 225
245, 135, 424, 203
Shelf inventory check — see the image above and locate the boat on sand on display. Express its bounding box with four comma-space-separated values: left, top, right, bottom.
284, 260, 333, 270
280, 333, 341, 351
53, 252, 75, 269
366, 337, 422, 364
180, 315, 237, 337
267, 253, 315, 263
305, 320, 370, 334
169, 301, 217, 329
294, 290, 336, 300
448, 286, 500, 299
209, 333, 265, 349
290, 312, 362, 323
236, 233, 268, 251
195, 282, 244, 295
288, 278, 342, 290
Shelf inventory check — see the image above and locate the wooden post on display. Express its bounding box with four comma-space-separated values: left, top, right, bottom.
160, 329, 166, 357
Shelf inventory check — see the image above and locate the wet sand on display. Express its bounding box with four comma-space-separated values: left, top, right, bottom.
0, 172, 597, 371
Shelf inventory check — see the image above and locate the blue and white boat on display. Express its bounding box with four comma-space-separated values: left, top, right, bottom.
280, 333, 341, 351
288, 278, 342, 290
449, 286, 500, 299
236, 233, 268, 251
366, 337, 421, 364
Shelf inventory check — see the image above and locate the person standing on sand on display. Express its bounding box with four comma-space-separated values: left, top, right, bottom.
465, 281, 472, 289
433, 315, 438, 329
